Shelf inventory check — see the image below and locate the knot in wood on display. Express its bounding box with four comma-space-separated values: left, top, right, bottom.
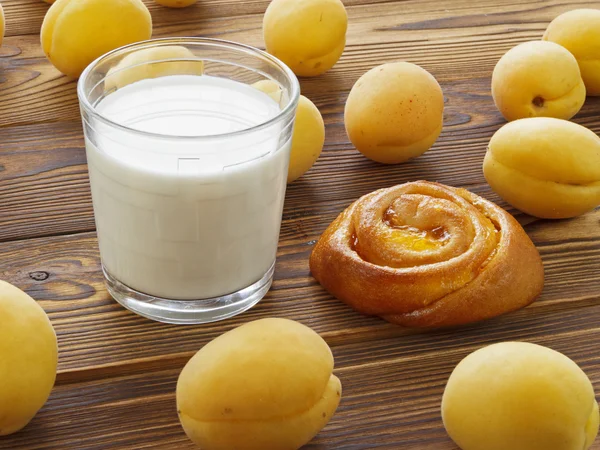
29, 271, 49, 281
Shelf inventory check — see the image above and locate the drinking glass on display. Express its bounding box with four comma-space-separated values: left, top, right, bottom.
77, 38, 300, 324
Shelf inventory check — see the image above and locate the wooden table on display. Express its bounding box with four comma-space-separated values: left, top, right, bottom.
1, 0, 599, 448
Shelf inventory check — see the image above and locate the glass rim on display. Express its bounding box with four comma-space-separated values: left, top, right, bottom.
77, 37, 301, 141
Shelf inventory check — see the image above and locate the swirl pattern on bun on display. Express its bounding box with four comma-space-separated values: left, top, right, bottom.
310, 181, 544, 328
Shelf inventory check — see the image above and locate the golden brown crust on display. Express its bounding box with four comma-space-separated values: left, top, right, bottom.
309, 181, 544, 328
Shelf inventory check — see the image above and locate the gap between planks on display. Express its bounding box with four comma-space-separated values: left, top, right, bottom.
54, 295, 600, 387
0, 0, 412, 39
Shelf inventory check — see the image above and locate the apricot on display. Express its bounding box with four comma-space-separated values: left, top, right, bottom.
263, 0, 347, 77
40, 0, 152, 78
491, 41, 586, 121
154, 0, 197, 7
105, 46, 204, 91
0, 280, 58, 436
483, 117, 600, 219
176, 318, 342, 450
0, 3, 4, 47
251, 79, 283, 104
288, 95, 325, 182
345, 62, 444, 164
543, 9, 600, 96
442, 342, 599, 450
252, 81, 325, 182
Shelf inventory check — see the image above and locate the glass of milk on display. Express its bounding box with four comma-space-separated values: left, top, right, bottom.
77, 38, 300, 324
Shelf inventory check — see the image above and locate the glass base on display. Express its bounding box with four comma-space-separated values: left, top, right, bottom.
103, 264, 273, 325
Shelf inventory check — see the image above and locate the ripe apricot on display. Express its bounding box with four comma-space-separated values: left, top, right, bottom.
263, 0, 347, 77
252, 80, 325, 182
251, 79, 283, 103
483, 117, 600, 218
491, 41, 586, 121
345, 62, 444, 164
177, 318, 341, 450
0, 3, 4, 47
287, 95, 325, 182
105, 45, 204, 91
41, 0, 152, 78
443, 342, 599, 450
543, 9, 600, 96
0, 280, 58, 436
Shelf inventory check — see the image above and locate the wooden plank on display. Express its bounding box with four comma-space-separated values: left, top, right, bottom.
2, 0, 600, 242
0, 0, 595, 128
1, 93, 600, 242
0, 0, 598, 448
0, 0, 405, 38
0, 122, 94, 241
1, 316, 600, 450
1, 0, 587, 38
0, 209, 597, 376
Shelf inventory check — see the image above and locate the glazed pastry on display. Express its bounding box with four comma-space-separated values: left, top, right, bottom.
309, 181, 544, 328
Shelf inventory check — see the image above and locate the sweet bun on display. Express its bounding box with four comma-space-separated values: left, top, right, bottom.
309, 181, 544, 328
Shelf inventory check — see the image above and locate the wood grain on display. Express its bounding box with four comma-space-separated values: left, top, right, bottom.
1, 0, 405, 38
1, 0, 600, 241
1, 91, 599, 242
0, 122, 93, 241
0, 0, 596, 128
1, 0, 600, 449
0, 209, 597, 376
2, 0, 591, 38
4, 318, 600, 450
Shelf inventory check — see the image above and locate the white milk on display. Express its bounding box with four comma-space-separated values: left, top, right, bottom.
85, 75, 290, 299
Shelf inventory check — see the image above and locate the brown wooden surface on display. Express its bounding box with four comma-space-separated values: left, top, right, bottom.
1, 0, 599, 448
